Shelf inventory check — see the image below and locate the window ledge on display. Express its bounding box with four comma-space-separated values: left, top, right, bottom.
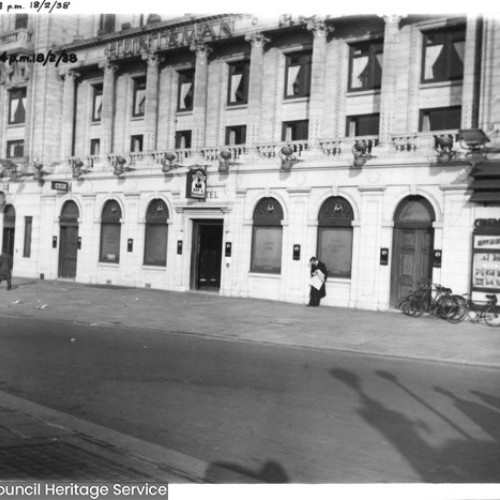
248, 272, 281, 279
225, 103, 248, 111
90, 121, 102, 126
142, 264, 167, 271
347, 89, 381, 97
6, 123, 25, 129
97, 262, 120, 268
283, 96, 310, 104
176, 110, 193, 116
130, 115, 145, 122
420, 80, 463, 90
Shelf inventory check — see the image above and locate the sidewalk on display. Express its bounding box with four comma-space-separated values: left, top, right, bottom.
1, 277, 500, 483
1, 278, 500, 369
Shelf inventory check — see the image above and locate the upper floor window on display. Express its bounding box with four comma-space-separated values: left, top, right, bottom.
348, 40, 383, 92
90, 139, 101, 155
227, 60, 250, 105
422, 26, 465, 83
419, 106, 461, 131
282, 120, 309, 142
98, 14, 116, 35
284, 51, 312, 99
132, 76, 146, 117
346, 113, 380, 137
131, 135, 143, 152
175, 130, 192, 149
225, 125, 247, 145
15, 14, 28, 30
177, 69, 194, 112
92, 84, 103, 122
6, 140, 24, 159
8, 88, 26, 124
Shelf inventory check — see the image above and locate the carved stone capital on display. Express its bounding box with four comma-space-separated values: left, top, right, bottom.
306, 17, 333, 37
189, 42, 212, 59
244, 31, 271, 48
141, 51, 164, 67
58, 68, 80, 80
98, 59, 118, 75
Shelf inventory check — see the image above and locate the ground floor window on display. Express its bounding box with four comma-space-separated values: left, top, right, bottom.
23, 216, 32, 258
144, 199, 169, 266
100, 200, 122, 263
317, 197, 354, 278
251, 197, 284, 274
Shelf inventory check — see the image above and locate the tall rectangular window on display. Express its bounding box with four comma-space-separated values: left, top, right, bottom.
15, 14, 28, 29
282, 120, 309, 142
98, 14, 116, 35
346, 113, 380, 137
422, 26, 465, 83
90, 139, 101, 155
132, 76, 146, 117
348, 40, 383, 91
6, 140, 24, 159
177, 69, 194, 111
175, 130, 192, 149
419, 106, 461, 131
284, 51, 312, 98
227, 60, 250, 105
23, 216, 32, 258
8, 88, 27, 124
225, 125, 247, 145
130, 135, 143, 152
92, 84, 103, 122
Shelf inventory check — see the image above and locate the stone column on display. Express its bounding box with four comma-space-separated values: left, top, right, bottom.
59, 69, 79, 160
142, 52, 163, 152
306, 17, 332, 155
461, 16, 482, 129
99, 60, 118, 155
190, 42, 212, 154
376, 16, 403, 154
244, 32, 270, 150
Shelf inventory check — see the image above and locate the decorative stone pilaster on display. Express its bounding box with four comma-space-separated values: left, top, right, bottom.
376, 15, 403, 155
305, 17, 333, 157
190, 42, 212, 153
98, 60, 118, 155
142, 52, 163, 152
59, 69, 79, 160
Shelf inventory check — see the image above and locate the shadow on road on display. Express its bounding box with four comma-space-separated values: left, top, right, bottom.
330, 367, 500, 482
205, 459, 289, 483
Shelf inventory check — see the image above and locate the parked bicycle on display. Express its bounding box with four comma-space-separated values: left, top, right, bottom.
450, 293, 500, 327
398, 282, 461, 321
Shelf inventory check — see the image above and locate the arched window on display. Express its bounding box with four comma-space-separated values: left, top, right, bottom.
144, 199, 169, 266
100, 200, 122, 263
317, 197, 354, 278
251, 197, 284, 274
60, 200, 79, 220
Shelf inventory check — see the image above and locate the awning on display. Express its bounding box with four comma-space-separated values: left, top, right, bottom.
469, 161, 500, 204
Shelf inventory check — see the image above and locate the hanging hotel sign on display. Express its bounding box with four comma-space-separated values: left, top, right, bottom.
51, 181, 69, 192
186, 167, 207, 200
105, 18, 234, 60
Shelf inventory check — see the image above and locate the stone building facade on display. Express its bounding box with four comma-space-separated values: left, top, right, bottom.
1, 12, 500, 310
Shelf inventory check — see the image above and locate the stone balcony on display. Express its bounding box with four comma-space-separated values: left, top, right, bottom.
0, 29, 34, 54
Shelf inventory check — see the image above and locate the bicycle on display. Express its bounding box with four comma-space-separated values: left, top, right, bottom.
451, 294, 500, 327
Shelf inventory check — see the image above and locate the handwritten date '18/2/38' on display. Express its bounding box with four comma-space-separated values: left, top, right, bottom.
0, 1, 70, 11
0, 51, 77, 67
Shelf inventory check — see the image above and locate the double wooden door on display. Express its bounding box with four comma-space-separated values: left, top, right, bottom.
59, 225, 78, 278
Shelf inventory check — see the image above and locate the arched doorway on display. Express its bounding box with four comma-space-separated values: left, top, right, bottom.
390, 196, 435, 306
59, 200, 79, 278
2, 204, 15, 256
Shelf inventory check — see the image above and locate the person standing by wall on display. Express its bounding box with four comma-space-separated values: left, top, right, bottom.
0, 252, 13, 290
308, 256, 327, 307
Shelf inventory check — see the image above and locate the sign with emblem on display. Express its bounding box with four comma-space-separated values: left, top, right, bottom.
186, 167, 207, 200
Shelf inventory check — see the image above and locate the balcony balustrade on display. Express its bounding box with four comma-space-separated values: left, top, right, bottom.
0, 29, 34, 54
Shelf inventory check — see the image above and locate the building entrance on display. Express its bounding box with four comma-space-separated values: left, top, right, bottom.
191, 220, 223, 291
58, 201, 79, 279
390, 196, 435, 307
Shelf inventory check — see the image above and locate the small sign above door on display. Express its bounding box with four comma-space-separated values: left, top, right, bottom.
186, 167, 207, 200
51, 181, 69, 192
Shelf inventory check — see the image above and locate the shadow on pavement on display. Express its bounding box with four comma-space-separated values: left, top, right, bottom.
205, 459, 289, 483
330, 367, 500, 482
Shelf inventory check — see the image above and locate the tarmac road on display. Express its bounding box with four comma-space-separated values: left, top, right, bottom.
1, 314, 499, 483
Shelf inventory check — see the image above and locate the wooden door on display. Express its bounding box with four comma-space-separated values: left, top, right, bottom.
59, 225, 78, 278
391, 228, 433, 306
2, 227, 15, 255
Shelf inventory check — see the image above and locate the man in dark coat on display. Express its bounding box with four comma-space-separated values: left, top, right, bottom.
0, 252, 13, 290
308, 256, 327, 307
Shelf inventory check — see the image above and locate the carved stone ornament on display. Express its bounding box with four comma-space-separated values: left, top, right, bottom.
0, 60, 31, 87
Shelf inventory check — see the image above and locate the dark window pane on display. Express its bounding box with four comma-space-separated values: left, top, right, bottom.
228, 60, 249, 105
178, 70, 194, 111
9, 88, 26, 124
419, 106, 461, 131
92, 85, 103, 122
100, 223, 121, 262
225, 125, 247, 145
251, 226, 283, 273
346, 114, 380, 137
282, 120, 309, 141
175, 130, 192, 149
144, 224, 168, 266
318, 227, 353, 278
90, 139, 100, 155
285, 51, 312, 98
23, 216, 32, 258
15, 14, 28, 29
349, 41, 383, 91
6, 140, 24, 158
133, 77, 146, 117
131, 135, 143, 152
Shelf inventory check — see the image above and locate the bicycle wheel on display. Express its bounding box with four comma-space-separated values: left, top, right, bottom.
484, 306, 500, 327
436, 295, 457, 320
446, 295, 468, 323
406, 296, 425, 317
